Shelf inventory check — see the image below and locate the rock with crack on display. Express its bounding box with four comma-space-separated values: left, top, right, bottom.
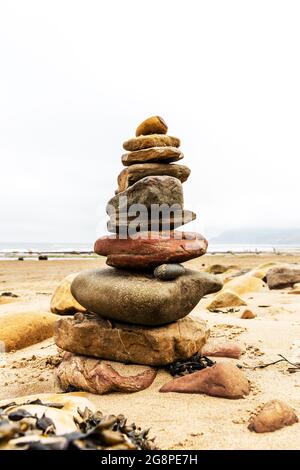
57, 352, 157, 394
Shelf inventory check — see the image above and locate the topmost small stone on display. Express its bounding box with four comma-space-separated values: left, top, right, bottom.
136, 116, 168, 136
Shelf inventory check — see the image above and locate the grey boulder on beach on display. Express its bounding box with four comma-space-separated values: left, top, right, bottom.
71, 267, 222, 326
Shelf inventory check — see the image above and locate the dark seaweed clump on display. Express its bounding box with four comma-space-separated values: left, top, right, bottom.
168, 352, 215, 376
0, 402, 156, 451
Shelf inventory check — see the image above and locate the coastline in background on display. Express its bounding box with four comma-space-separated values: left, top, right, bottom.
1, 241, 300, 260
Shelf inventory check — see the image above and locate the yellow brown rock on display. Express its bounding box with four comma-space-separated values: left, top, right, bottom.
207, 289, 247, 310
136, 116, 168, 136
0, 311, 58, 351
222, 275, 267, 295
117, 163, 190, 193
122, 147, 183, 166
50, 273, 86, 315
123, 134, 180, 152
248, 400, 298, 433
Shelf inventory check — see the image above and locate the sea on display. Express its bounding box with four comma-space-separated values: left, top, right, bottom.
1, 242, 300, 259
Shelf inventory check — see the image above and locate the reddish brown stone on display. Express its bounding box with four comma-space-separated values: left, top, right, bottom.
202, 339, 244, 359
248, 400, 298, 433
160, 363, 250, 399
94, 231, 208, 269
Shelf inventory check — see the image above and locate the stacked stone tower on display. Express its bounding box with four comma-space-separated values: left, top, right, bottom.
55, 116, 222, 366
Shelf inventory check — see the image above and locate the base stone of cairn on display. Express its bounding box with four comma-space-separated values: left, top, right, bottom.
54, 115, 223, 366
55, 314, 209, 366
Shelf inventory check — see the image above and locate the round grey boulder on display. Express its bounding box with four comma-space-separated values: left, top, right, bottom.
71, 267, 222, 326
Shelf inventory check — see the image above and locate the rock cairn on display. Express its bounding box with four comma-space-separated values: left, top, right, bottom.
54, 116, 222, 366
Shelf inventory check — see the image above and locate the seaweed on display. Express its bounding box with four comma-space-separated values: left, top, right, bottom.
168, 352, 215, 376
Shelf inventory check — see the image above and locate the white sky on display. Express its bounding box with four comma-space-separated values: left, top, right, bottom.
0, 0, 299, 243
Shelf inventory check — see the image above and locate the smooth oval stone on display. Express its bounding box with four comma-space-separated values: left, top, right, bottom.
122, 147, 183, 166
94, 231, 205, 269
71, 267, 223, 326
123, 135, 180, 152
154, 264, 185, 280
136, 116, 168, 136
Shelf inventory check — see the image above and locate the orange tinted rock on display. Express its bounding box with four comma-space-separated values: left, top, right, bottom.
248, 400, 298, 433
136, 116, 168, 136
57, 352, 157, 394
160, 363, 250, 399
122, 147, 183, 166
123, 134, 180, 151
94, 231, 207, 269
202, 339, 244, 358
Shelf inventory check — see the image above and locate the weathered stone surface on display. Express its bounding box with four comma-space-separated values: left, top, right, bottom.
206, 289, 247, 310
0, 311, 58, 352
54, 314, 209, 366
266, 266, 300, 289
154, 264, 185, 280
0, 393, 96, 439
248, 400, 298, 433
247, 263, 279, 280
136, 116, 168, 136
205, 264, 238, 275
240, 308, 257, 319
57, 352, 157, 394
122, 147, 183, 166
117, 163, 191, 193
94, 231, 207, 270
50, 273, 86, 315
123, 134, 180, 152
160, 363, 250, 398
222, 275, 267, 295
107, 209, 196, 234
71, 267, 222, 325
202, 339, 244, 358
107, 176, 183, 214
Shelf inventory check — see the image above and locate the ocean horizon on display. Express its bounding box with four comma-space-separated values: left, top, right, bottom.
1, 241, 300, 258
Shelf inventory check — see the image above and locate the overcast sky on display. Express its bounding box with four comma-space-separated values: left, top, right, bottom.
0, 0, 299, 244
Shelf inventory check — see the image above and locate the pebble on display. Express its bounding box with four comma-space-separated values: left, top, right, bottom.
154, 264, 185, 280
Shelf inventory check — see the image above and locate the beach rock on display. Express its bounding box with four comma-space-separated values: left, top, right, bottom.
0, 312, 58, 352
107, 176, 183, 214
0, 393, 96, 437
205, 264, 238, 275
54, 314, 209, 366
288, 283, 300, 294
247, 262, 278, 280
95, 231, 207, 269
117, 163, 190, 193
0, 293, 20, 305
71, 268, 222, 325
202, 339, 244, 359
136, 116, 168, 136
160, 363, 250, 398
107, 209, 196, 234
206, 289, 247, 310
122, 147, 183, 166
222, 275, 267, 295
266, 266, 300, 289
50, 273, 86, 315
154, 264, 185, 280
248, 400, 298, 433
240, 308, 257, 319
57, 352, 157, 395
123, 134, 180, 152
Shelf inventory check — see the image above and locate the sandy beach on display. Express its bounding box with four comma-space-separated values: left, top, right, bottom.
0, 253, 300, 450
